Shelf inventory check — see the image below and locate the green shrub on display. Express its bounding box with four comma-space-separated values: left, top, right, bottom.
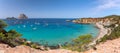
97, 24, 120, 44
0, 20, 8, 28
63, 34, 93, 52
0, 20, 43, 49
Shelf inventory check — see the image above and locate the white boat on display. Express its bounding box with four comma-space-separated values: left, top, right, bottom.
23, 25, 26, 28
33, 27, 37, 30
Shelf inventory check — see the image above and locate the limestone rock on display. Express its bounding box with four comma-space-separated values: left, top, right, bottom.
18, 14, 28, 19
6, 17, 17, 20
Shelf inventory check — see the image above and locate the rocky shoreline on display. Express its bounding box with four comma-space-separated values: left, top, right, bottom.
92, 22, 111, 44
72, 18, 112, 44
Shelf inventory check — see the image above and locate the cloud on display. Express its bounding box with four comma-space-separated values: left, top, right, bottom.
94, 0, 120, 14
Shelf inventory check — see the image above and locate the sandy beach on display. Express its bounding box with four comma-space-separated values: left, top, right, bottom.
92, 22, 109, 44
84, 22, 120, 53
95, 22, 108, 40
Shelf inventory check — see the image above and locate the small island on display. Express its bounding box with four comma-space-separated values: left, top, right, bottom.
6, 14, 28, 20
6, 17, 17, 20
18, 14, 28, 19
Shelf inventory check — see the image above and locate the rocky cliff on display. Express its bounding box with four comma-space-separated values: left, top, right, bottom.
73, 18, 113, 24
18, 14, 28, 19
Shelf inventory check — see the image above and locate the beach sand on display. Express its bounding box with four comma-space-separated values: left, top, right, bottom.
92, 22, 109, 44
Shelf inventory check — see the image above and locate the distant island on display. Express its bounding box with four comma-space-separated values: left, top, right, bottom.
18, 14, 28, 19
6, 17, 17, 20
6, 14, 28, 20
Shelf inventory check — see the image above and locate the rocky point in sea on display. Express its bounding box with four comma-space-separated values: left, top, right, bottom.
18, 14, 28, 19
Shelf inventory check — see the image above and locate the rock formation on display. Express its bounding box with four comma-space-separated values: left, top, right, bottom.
72, 18, 113, 24
6, 17, 17, 20
18, 14, 28, 19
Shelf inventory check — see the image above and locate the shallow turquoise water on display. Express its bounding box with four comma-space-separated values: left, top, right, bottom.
4, 18, 99, 46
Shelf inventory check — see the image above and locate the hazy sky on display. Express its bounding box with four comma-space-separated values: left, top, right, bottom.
0, 0, 120, 18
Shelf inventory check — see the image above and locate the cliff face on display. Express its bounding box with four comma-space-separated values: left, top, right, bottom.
18, 14, 28, 19
73, 18, 113, 24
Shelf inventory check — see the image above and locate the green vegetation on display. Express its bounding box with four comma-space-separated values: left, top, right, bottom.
97, 24, 120, 44
0, 20, 41, 49
63, 34, 93, 52
104, 15, 120, 24
0, 20, 8, 28
97, 15, 120, 44
104, 15, 120, 18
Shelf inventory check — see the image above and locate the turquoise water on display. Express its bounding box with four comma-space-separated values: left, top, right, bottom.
4, 18, 99, 46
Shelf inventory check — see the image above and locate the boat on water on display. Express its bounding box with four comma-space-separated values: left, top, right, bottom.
66, 20, 71, 22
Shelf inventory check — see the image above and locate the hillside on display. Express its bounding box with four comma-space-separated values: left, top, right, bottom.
84, 38, 120, 53
0, 44, 78, 53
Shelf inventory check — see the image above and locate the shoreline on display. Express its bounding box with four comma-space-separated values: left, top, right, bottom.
93, 22, 109, 44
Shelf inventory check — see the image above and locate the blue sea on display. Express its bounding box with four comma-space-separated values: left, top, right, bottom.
4, 18, 99, 46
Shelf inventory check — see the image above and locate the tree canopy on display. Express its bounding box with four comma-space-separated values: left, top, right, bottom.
0, 20, 8, 28
63, 34, 93, 52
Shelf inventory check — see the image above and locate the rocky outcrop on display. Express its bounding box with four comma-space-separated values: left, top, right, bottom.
6, 17, 17, 20
18, 14, 28, 19
73, 18, 113, 24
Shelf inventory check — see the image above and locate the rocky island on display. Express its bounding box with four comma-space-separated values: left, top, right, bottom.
6, 14, 28, 20
18, 14, 28, 19
6, 17, 17, 20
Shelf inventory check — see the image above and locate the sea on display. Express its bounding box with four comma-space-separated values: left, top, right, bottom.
4, 18, 99, 46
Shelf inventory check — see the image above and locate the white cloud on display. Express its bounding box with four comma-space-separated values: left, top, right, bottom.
94, 0, 120, 14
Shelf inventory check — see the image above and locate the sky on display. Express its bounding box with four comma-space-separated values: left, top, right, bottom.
0, 0, 120, 18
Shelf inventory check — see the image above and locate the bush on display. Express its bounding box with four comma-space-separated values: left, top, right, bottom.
0, 20, 41, 48
63, 34, 93, 52
0, 20, 8, 28
97, 24, 120, 44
